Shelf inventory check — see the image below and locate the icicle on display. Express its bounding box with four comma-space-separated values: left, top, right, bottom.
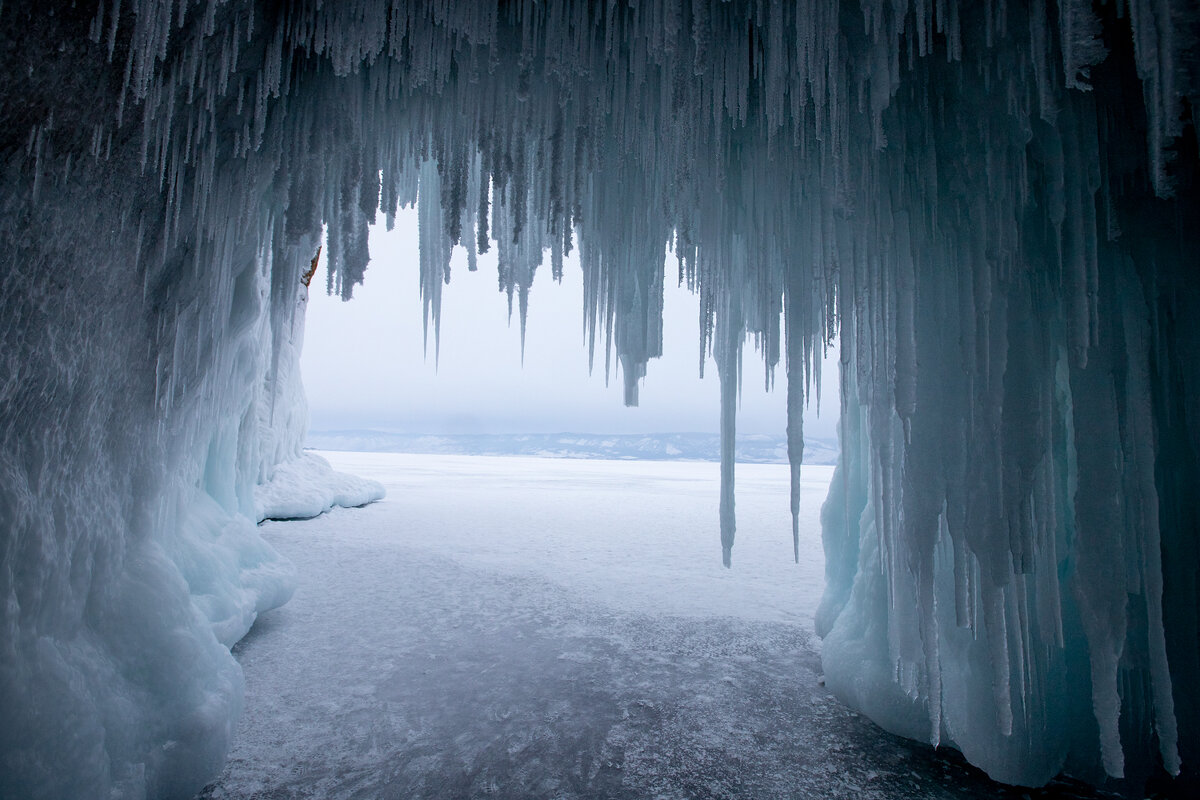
716, 287, 742, 568
417, 159, 449, 362
785, 274, 806, 564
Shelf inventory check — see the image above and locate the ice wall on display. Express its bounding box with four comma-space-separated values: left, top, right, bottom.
1, 1, 1197, 797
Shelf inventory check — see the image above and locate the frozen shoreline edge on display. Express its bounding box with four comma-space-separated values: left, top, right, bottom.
254, 452, 387, 524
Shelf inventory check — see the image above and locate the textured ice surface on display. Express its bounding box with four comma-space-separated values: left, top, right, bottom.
313, 452, 831, 626
2, 1, 1199, 796
195, 452, 1117, 800
254, 452, 385, 522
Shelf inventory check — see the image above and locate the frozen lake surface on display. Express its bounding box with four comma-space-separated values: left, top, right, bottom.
197, 453, 1110, 800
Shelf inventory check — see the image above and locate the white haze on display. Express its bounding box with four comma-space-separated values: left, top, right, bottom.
302, 210, 840, 439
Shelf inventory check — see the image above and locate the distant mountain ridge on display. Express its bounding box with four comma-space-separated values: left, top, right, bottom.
305, 430, 840, 465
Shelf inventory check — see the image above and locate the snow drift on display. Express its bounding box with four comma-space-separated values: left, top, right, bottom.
254, 452, 384, 522
1, 1, 1198, 797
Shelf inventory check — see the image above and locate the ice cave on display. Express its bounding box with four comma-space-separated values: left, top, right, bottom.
1, 1, 1198, 798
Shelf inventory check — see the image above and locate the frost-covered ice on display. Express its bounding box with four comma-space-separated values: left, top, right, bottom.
195, 452, 1110, 800
254, 451, 385, 522
315, 452, 830, 626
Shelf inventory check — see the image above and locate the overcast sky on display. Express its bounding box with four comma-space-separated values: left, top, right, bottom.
301, 209, 840, 438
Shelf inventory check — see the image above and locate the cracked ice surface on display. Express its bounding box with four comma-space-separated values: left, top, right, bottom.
196, 453, 1116, 800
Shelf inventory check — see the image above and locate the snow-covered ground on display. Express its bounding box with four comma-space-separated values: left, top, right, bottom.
254, 451, 386, 522
197, 453, 1111, 800
310, 451, 831, 625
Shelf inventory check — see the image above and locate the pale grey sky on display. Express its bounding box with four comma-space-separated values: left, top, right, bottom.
301, 209, 839, 437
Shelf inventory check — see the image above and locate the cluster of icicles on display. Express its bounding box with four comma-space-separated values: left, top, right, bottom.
16, 0, 1200, 791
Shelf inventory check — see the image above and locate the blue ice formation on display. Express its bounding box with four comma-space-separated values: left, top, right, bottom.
1, 2, 1198, 797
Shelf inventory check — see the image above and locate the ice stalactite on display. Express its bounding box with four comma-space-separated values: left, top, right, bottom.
785, 319, 806, 565
2, 1, 1199, 797
418, 158, 449, 362
716, 280, 744, 569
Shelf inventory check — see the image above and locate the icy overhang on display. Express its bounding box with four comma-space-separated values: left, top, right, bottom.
2, 1, 1199, 798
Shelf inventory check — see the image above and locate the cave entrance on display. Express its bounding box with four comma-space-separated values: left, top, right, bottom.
195, 205, 929, 799
296, 205, 840, 609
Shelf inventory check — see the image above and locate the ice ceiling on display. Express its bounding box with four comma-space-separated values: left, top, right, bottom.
1, 1, 1199, 798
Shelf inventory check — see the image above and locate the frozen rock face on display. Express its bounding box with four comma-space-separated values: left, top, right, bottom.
0, 1, 1197, 798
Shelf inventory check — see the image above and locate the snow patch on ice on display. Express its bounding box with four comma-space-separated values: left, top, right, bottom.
254, 452, 385, 522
